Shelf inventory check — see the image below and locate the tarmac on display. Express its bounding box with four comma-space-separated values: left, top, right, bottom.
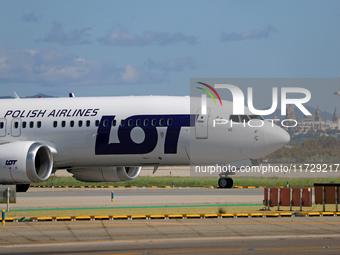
1, 217, 340, 254
0, 168, 339, 254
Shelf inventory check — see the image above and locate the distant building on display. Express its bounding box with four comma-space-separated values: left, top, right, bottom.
283, 105, 340, 133
315, 106, 322, 121
285, 105, 296, 120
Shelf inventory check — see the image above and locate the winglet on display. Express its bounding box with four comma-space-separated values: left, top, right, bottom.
13, 91, 20, 99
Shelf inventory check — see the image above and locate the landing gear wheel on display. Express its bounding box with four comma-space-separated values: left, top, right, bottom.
218, 178, 233, 189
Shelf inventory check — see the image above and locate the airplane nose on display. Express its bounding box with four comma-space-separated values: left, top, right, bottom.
264, 125, 290, 154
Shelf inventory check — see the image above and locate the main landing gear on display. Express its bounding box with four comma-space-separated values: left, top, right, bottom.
218, 177, 233, 189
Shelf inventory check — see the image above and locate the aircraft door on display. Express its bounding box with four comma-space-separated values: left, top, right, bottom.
195, 108, 210, 139
11, 119, 21, 137
0, 119, 6, 137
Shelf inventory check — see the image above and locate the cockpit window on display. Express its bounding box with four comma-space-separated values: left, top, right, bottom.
239, 115, 250, 122
248, 115, 264, 120
229, 115, 240, 122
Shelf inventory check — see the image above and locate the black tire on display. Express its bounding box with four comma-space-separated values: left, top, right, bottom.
16, 184, 30, 192
227, 178, 234, 188
218, 178, 233, 189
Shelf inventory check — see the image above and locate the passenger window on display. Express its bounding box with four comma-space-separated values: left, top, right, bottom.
29, 121, 34, 128
53, 121, 57, 128
86, 120, 90, 127
136, 119, 141, 127
112, 120, 116, 127
78, 120, 83, 127
151, 119, 157, 126
95, 120, 100, 127
128, 119, 133, 127
167, 118, 173, 126
22, 122, 27, 129
144, 119, 149, 126
120, 119, 125, 126
61, 121, 66, 128
0, 122, 3, 129
70, 120, 74, 127
159, 119, 165, 126
103, 120, 108, 127
37, 121, 41, 128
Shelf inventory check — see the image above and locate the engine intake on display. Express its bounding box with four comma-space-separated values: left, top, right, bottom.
0, 142, 53, 184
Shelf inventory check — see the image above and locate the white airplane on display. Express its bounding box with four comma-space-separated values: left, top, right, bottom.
0, 93, 290, 192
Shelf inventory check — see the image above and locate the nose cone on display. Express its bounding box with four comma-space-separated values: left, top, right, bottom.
264, 125, 290, 154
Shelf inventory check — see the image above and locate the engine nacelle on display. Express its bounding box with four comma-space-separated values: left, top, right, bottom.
0, 141, 53, 184
70, 166, 142, 182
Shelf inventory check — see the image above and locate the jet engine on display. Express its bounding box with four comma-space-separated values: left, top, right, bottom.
0, 142, 53, 184
69, 166, 142, 182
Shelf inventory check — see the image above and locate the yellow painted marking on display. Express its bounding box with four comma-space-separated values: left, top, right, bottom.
131, 215, 147, 219
94, 216, 110, 219
111, 215, 129, 219
168, 214, 184, 218
149, 215, 166, 218
236, 213, 249, 217
186, 214, 201, 218
321, 212, 335, 216
264, 213, 280, 217
203, 214, 219, 217
250, 213, 263, 217
75, 216, 92, 220
220, 213, 235, 217
300, 212, 320, 216
55, 216, 72, 220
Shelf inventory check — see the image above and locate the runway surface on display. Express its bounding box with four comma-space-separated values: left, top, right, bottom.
1, 188, 340, 254
2, 187, 264, 209
1, 217, 340, 254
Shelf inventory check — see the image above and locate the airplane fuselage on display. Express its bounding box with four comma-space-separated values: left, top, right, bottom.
0, 95, 290, 188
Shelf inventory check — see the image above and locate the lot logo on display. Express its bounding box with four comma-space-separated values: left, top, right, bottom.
198, 83, 312, 117
5, 160, 17, 166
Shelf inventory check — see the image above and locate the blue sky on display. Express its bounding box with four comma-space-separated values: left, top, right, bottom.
1, 0, 340, 101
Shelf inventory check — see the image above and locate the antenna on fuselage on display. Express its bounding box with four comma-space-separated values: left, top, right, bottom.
69, 93, 75, 97
13, 91, 20, 99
